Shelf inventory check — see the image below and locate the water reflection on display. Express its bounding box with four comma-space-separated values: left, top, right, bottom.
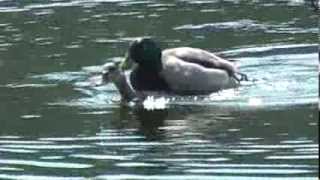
123, 108, 167, 140
0, 104, 318, 178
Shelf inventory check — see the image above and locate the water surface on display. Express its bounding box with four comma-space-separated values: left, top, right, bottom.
0, 0, 318, 179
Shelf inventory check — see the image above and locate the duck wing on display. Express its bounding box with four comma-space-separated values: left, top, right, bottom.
162, 47, 237, 75
160, 55, 238, 94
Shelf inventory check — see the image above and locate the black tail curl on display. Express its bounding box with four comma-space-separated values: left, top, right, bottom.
233, 72, 249, 82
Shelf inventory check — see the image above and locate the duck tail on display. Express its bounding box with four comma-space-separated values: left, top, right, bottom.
233, 72, 249, 82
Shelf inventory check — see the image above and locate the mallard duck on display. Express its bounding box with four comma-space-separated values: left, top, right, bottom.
104, 38, 247, 96
121, 38, 247, 95
102, 62, 139, 103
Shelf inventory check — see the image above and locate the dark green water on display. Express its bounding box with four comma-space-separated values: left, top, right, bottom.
0, 0, 318, 179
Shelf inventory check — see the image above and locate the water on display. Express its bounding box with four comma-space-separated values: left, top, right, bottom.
0, 0, 318, 179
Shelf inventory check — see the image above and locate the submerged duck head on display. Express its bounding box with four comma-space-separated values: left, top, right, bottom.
123, 38, 163, 72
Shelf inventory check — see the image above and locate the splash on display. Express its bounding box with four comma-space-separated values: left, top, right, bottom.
142, 96, 170, 110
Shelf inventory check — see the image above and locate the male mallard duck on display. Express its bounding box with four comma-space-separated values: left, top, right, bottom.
104, 38, 247, 96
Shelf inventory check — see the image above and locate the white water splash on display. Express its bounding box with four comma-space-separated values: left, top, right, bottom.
142, 96, 170, 110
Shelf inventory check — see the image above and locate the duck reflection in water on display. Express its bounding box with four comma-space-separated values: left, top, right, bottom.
116, 107, 168, 141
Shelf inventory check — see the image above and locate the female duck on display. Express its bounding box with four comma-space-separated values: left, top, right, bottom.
108, 38, 246, 95
102, 62, 139, 103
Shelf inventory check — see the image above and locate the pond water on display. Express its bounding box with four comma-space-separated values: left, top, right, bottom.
0, 0, 318, 179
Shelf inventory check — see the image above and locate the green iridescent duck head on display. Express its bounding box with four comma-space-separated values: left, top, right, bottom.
122, 38, 163, 72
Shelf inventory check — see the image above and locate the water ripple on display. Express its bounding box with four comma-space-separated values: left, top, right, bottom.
71, 154, 135, 161
0, 174, 85, 180
186, 168, 313, 174
181, 163, 316, 168
0, 159, 92, 169
95, 175, 316, 180
0, 1, 317, 179
116, 162, 165, 167
39, 135, 144, 141
0, 148, 38, 154
0, 144, 92, 150
0, 140, 52, 144
174, 19, 317, 34
265, 155, 318, 160
95, 142, 174, 147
